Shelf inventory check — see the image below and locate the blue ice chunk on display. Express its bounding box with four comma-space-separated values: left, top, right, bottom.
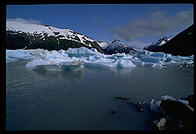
65, 47, 96, 57
139, 56, 160, 63
150, 52, 165, 58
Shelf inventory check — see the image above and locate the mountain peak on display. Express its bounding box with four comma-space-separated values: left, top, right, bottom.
143, 24, 194, 56
6, 20, 103, 52
103, 40, 135, 54
112, 39, 121, 43
143, 36, 169, 51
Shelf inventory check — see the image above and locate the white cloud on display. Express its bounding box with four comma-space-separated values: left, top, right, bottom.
7, 18, 41, 25
111, 9, 193, 42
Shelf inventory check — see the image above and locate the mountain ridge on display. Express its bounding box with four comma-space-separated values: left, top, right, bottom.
103, 40, 135, 55
143, 37, 169, 51
143, 24, 194, 56
6, 20, 103, 52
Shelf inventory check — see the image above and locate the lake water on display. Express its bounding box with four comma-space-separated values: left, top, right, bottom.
6, 60, 194, 130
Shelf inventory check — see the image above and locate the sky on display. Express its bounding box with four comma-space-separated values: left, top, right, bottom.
7, 4, 193, 49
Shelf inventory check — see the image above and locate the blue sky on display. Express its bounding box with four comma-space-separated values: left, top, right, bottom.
7, 4, 193, 49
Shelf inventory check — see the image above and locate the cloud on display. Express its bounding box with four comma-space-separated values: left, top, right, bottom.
111, 9, 193, 42
7, 18, 41, 25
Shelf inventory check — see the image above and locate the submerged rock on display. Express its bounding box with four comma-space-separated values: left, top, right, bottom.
137, 101, 145, 112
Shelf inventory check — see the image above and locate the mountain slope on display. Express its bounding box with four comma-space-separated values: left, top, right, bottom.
145, 25, 194, 56
6, 20, 103, 52
103, 40, 135, 54
143, 37, 169, 51
97, 40, 110, 49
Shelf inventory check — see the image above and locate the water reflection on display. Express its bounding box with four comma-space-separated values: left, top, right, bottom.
33, 68, 84, 81
6, 60, 194, 130
112, 68, 135, 76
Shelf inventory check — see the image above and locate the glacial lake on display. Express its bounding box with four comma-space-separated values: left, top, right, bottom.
6, 60, 194, 130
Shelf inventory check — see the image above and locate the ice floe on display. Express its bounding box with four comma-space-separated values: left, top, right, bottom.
133, 50, 194, 68
6, 47, 194, 71
6, 49, 32, 63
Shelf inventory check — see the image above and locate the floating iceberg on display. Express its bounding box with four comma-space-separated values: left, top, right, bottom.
139, 56, 161, 63
65, 47, 97, 58
6, 49, 32, 63
134, 50, 164, 68
6, 47, 136, 71
117, 59, 136, 68
149, 52, 165, 58
84, 58, 118, 69
134, 50, 194, 68
26, 49, 84, 71
6, 47, 193, 71
152, 63, 163, 69
30, 61, 84, 71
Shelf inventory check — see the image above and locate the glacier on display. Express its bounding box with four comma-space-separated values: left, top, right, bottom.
6, 47, 194, 71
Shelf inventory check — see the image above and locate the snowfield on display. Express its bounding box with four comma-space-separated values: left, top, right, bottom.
6, 20, 95, 48
6, 47, 194, 71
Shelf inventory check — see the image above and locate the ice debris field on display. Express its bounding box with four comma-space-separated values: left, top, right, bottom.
6, 47, 194, 71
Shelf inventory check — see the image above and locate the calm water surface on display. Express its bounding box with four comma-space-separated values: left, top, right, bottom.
6, 60, 194, 130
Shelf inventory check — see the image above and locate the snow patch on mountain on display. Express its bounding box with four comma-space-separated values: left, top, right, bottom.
143, 37, 169, 50
104, 40, 135, 54
6, 20, 98, 48
97, 41, 110, 49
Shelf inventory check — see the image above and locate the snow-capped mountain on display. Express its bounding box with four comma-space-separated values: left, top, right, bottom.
143, 37, 169, 51
103, 40, 135, 54
97, 40, 110, 49
143, 24, 194, 56
151, 24, 194, 56
6, 20, 103, 52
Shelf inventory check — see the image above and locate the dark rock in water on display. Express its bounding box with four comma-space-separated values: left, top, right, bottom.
110, 110, 116, 114
160, 99, 194, 129
151, 118, 167, 130
137, 101, 145, 112
187, 95, 194, 108
138, 101, 145, 105
116, 96, 129, 100
138, 107, 144, 112
110, 110, 116, 116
